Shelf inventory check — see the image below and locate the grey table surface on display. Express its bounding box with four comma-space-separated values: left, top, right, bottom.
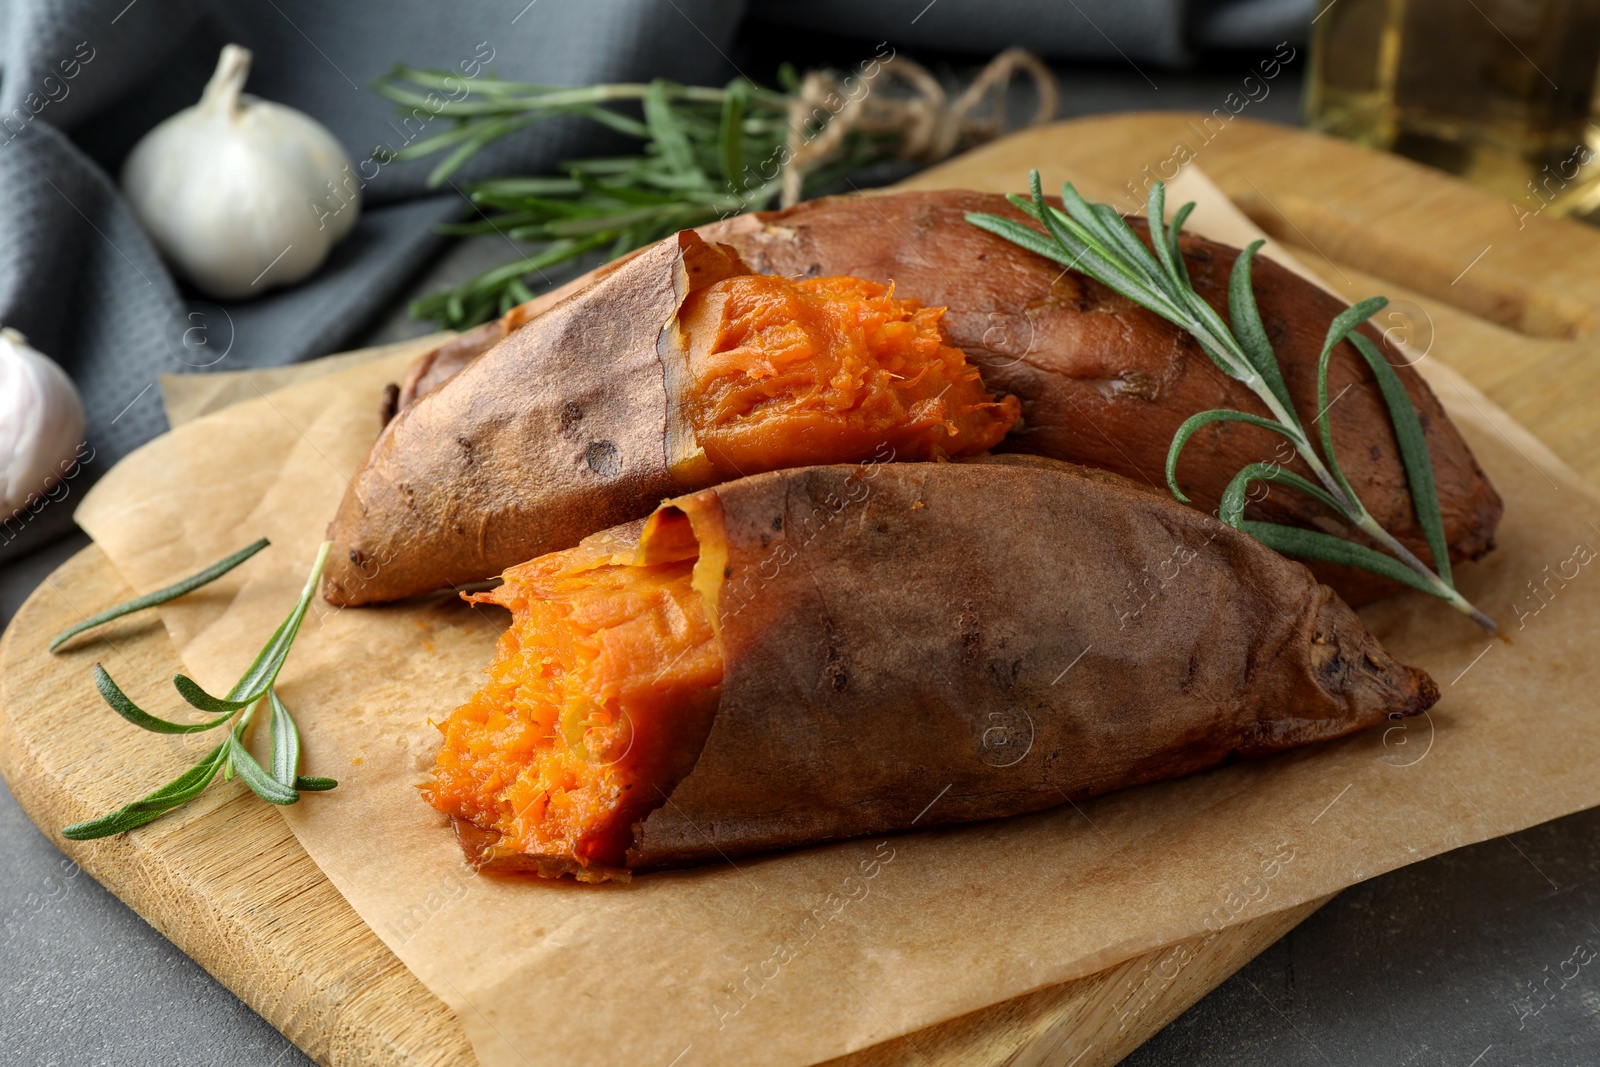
4, 48, 1599, 1067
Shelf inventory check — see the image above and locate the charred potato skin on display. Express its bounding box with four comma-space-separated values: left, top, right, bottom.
620, 459, 1437, 870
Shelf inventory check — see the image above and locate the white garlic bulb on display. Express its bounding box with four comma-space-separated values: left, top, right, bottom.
120, 44, 359, 300
1, 328, 87, 519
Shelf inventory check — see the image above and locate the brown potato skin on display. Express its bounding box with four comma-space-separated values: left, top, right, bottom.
697, 193, 1501, 604
635, 460, 1439, 868
400, 192, 1502, 605
464, 458, 1439, 875
321, 233, 746, 606
394, 262, 648, 414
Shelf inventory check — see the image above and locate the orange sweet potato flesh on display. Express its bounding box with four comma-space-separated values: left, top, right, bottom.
397, 191, 1503, 606
424, 513, 720, 881
324, 231, 1016, 606
440, 458, 1440, 881
681, 274, 1018, 479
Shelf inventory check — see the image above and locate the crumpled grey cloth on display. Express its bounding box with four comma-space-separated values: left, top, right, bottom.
0, 0, 1309, 564
0, 0, 745, 560
756, 0, 1314, 67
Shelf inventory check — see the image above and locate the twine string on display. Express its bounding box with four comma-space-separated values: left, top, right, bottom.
780, 48, 1059, 208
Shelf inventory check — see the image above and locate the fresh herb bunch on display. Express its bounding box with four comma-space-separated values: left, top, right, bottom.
374, 67, 910, 329
53, 540, 338, 840
968, 173, 1498, 634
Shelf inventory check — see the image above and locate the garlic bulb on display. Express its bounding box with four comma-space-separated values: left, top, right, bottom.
121, 44, 359, 300
1, 328, 86, 519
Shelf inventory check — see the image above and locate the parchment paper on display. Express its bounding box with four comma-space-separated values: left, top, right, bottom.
72, 174, 1600, 1067
157, 334, 449, 428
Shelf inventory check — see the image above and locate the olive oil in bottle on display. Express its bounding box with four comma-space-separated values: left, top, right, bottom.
1307, 0, 1600, 219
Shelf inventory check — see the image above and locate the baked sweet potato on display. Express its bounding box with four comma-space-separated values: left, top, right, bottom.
398, 191, 1502, 605
424, 458, 1439, 881
322, 230, 1018, 605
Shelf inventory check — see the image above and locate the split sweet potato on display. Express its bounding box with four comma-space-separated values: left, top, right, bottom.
322, 230, 1017, 605
397, 190, 1503, 605
425, 458, 1439, 881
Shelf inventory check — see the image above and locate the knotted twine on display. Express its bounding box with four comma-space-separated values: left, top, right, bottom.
781, 48, 1060, 208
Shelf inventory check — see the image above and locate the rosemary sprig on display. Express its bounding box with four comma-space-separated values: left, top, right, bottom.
60, 541, 338, 841
49, 537, 269, 651
967, 173, 1497, 633
374, 66, 898, 329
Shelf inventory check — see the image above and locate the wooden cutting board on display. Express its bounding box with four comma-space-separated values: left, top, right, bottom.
6, 112, 1600, 1067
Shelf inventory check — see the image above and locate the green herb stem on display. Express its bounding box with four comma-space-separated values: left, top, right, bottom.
1348, 511, 1498, 632
378, 70, 788, 120
968, 172, 1498, 634
373, 66, 909, 330
50, 538, 270, 651
59, 541, 339, 840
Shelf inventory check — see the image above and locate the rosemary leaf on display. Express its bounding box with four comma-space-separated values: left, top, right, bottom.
174, 541, 333, 711
718, 78, 748, 188
1313, 295, 1389, 507
92, 664, 236, 734
1087, 190, 1160, 280
61, 741, 228, 840
1166, 409, 1301, 504
544, 204, 672, 237
1219, 464, 1347, 528
1164, 201, 1196, 288
268, 690, 300, 788
571, 104, 651, 139
1146, 182, 1184, 290
171, 675, 254, 713
49, 538, 269, 651
1241, 521, 1441, 595
1227, 241, 1296, 417
1347, 332, 1454, 587
392, 120, 498, 161
644, 80, 702, 186
966, 209, 1071, 266
295, 776, 339, 791
227, 732, 299, 805
427, 119, 531, 186
470, 175, 584, 196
